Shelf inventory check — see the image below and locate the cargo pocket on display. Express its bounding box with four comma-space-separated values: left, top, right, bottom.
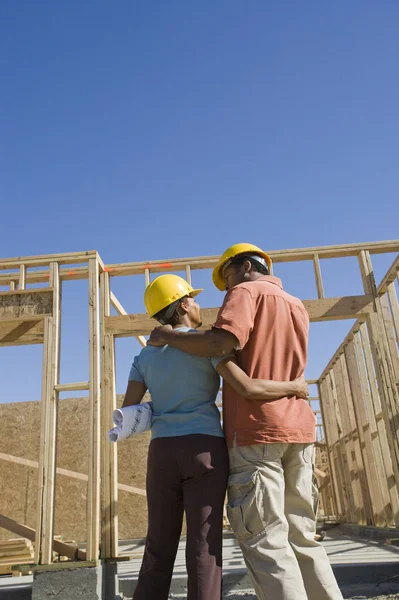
226, 469, 265, 541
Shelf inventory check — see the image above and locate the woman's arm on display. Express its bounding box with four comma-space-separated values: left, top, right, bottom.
121, 380, 148, 408
216, 357, 308, 401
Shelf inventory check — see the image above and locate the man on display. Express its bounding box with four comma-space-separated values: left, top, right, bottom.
148, 243, 343, 600
123, 273, 309, 600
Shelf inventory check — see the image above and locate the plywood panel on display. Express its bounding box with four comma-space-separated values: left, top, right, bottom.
0, 289, 53, 319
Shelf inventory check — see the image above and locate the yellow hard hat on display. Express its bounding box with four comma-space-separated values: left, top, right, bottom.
212, 243, 272, 291
144, 274, 203, 318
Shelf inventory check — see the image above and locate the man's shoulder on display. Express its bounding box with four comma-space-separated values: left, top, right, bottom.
239, 278, 306, 310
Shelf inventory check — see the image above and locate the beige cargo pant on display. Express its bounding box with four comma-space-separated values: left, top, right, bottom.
227, 443, 343, 600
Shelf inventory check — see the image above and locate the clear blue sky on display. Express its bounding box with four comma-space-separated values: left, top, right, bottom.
0, 1, 398, 403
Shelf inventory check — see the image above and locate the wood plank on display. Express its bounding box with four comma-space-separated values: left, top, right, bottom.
377, 254, 399, 294
35, 263, 61, 565
333, 360, 365, 524
19, 265, 26, 290
0, 452, 146, 496
357, 327, 399, 525
0, 318, 44, 346
100, 271, 119, 559
101, 240, 399, 277
387, 283, 399, 346
0, 514, 86, 561
0, 289, 53, 320
313, 254, 325, 299
87, 258, 101, 561
359, 251, 399, 502
105, 295, 374, 337
110, 291, 146, 348
0, 250, 98, 270
345, 338, 390, 526
380, 292, 399, 381
54, 382, 90, 392
317, 382, 339, 517
320, 377, 346, 519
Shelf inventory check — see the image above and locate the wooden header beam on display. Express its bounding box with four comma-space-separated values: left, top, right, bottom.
0, 250, 99, 270
0, 240, 398, 285
105, 295, 374, 337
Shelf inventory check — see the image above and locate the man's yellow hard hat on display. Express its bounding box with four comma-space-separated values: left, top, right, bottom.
212, 243, 272, 291
144, 274, 203, 318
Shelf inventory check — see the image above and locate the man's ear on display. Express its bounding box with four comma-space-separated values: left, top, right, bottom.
243, 259, 252, 274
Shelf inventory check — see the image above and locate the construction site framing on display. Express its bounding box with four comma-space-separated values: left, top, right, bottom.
0, 240, 398, 565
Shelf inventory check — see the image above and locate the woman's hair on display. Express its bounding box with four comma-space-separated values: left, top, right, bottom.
153, 296, 188, 326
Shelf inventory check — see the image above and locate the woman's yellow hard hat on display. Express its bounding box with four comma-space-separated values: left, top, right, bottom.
212, 243, 272, 291
144, 274, 203, 318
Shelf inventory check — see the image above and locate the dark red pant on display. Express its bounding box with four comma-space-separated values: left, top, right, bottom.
133, 434, 229, 600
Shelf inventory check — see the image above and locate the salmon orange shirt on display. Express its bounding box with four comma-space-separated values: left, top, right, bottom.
213, 276, 316, 448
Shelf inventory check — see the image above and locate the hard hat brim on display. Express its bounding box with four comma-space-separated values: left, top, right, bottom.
189, 289, 203, 298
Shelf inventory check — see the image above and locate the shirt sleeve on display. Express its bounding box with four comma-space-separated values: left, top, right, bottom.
128, 355, 145, 383
212, 286, 255, 350
210, 355, 234, 370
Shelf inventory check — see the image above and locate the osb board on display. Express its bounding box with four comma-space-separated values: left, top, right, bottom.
0, 289, 53, 319
0, 394, 152, 542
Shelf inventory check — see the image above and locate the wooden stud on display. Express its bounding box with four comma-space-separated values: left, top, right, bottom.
19, 265, 26, 290
144, 268, 150, 288
387, 282, 399, 346
317, 382, 338, 518
357, 326, 399, 525
35, 262, 61, 564
313, 254, 325, 299
358, 251, 399, 491
86, 258, 101, 561
185, 264, 192, 285
332, 361, 364, 523
346, 336, 392, 526
100, 271, 118, 559
380, 291, 399, 382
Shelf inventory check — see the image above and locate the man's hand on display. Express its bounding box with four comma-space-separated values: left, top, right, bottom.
293, 376, 309, 399
147, 324, 173, 347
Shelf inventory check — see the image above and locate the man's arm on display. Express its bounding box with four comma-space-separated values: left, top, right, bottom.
216, 357, 308, 401
147, 325, 238, 357
121, 380, 147, 408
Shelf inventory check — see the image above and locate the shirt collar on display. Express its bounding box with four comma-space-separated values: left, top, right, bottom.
258, 275, 283, 289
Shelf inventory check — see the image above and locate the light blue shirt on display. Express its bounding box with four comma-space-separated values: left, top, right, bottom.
128, 327, 225, 440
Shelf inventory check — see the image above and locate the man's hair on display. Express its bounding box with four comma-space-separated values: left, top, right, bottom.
153, 296, 188, 326
229, 254, 269, 276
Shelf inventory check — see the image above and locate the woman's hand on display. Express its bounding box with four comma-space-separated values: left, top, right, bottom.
293, 376, 309, 400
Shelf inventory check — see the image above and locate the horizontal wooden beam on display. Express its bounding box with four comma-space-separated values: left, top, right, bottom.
0, 251, 98, 270
100, 241, 399, 277
0, 514, 86, 561
0, 242, 397, 285
0, 318, 44, 346
0, 289, 53, 320
377, 254, 399, 295
0, 452, 146, 497
54, 382, 90, 392
105, 295, 374, 337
